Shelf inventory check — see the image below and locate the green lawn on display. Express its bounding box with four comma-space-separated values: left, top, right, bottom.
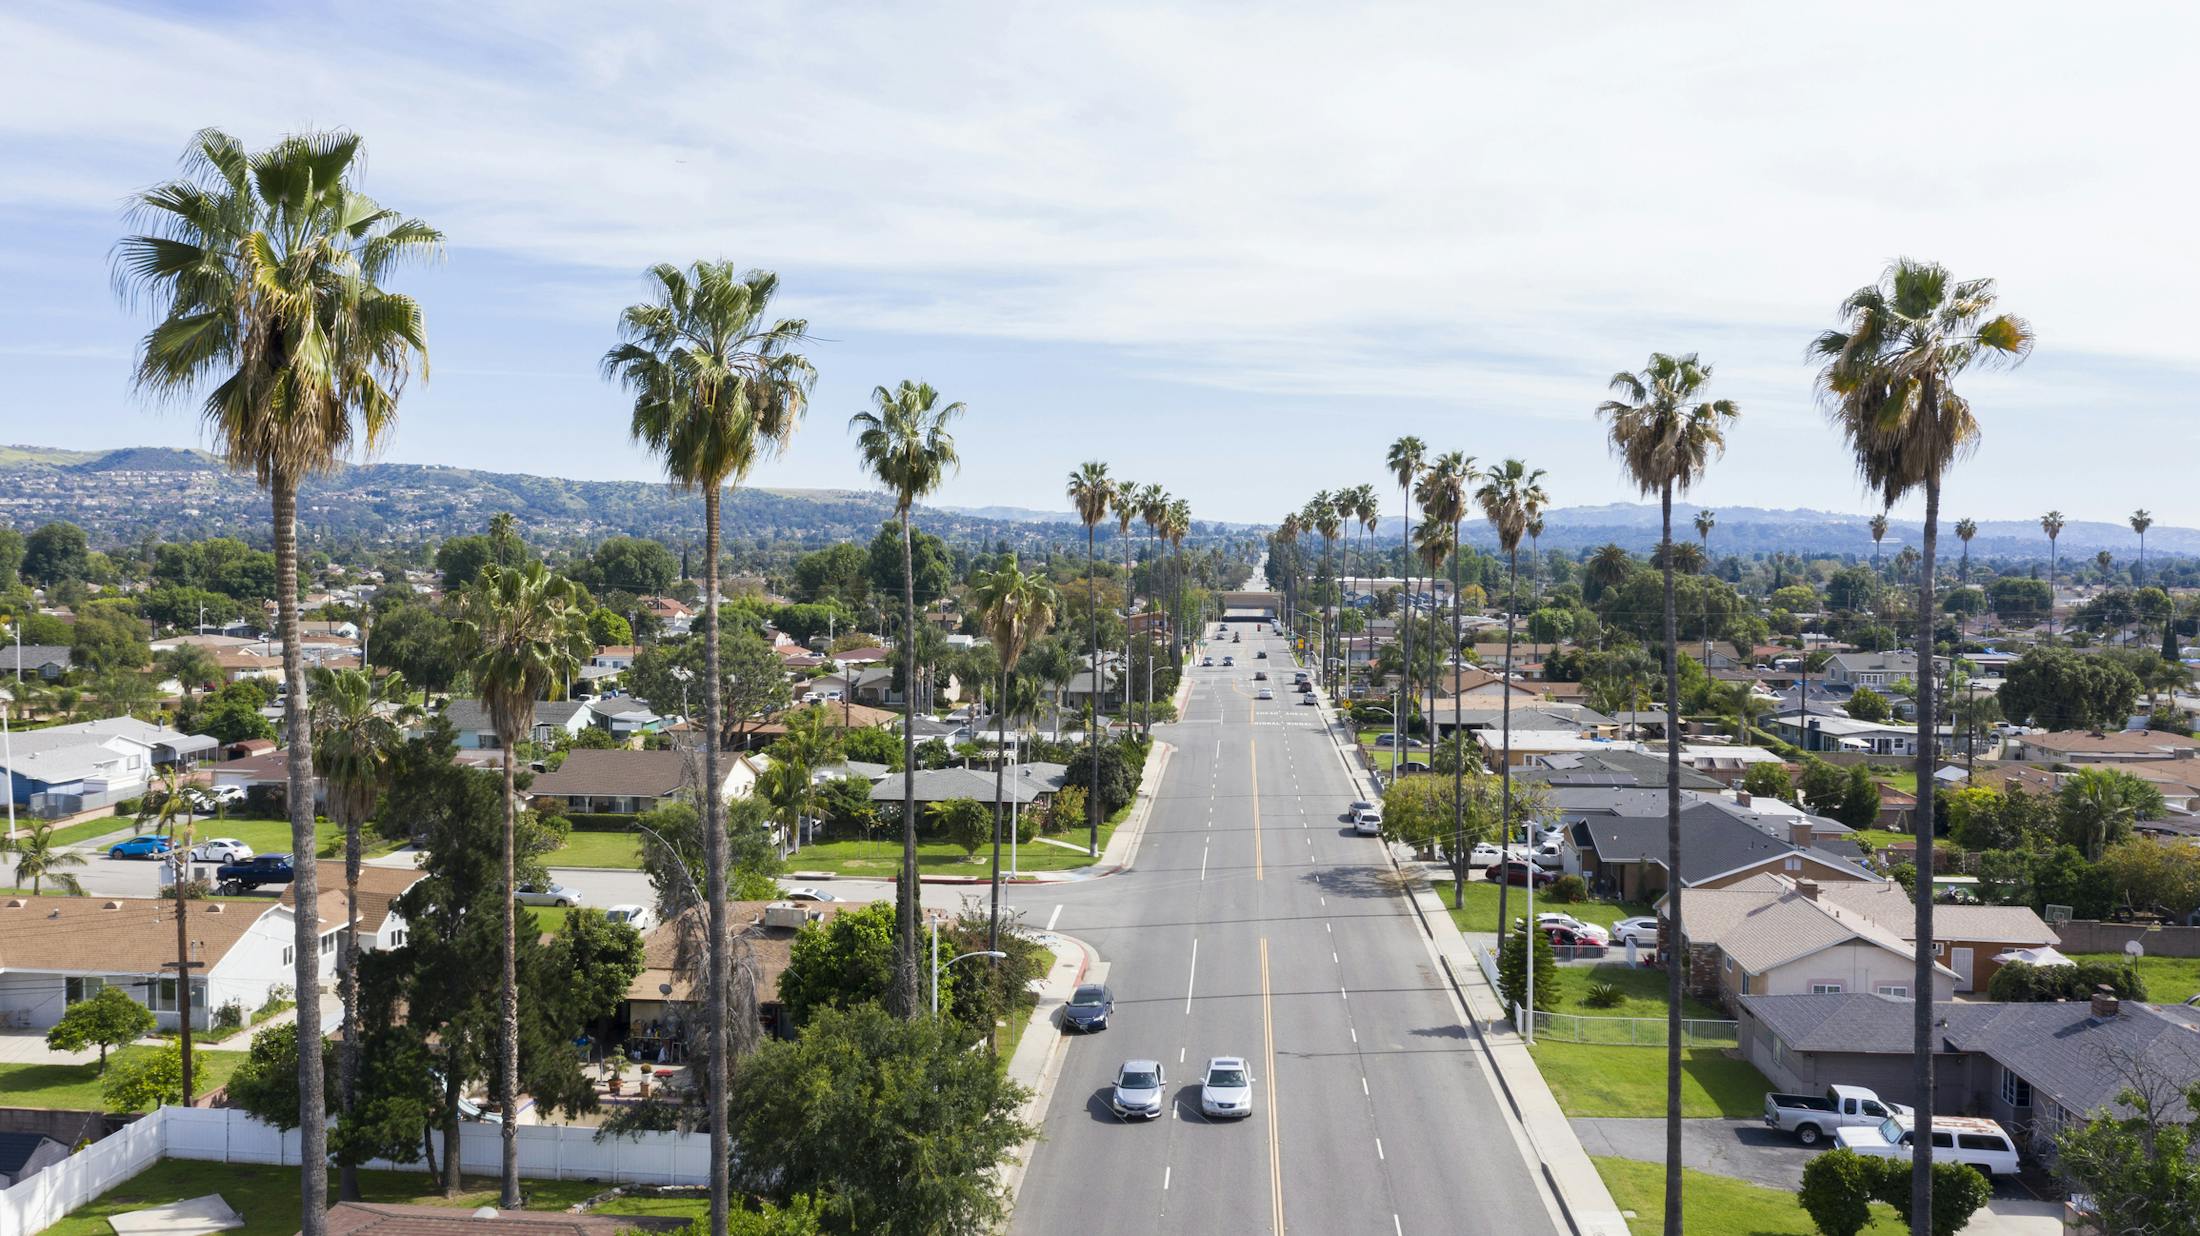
0, 1046, 249, 1112
1441, 879, 1651, 936
1529, 1042, 1769, 1118
1542, 962, 1726, 1021
1593, 1156, 1905, 1236
60, 816, 398, 861
1872, 769, 1919, 795
546, 829, 646, 869
37, 1158, 698, 1236
2077, 952, 2200, 1004
1848, 827, 1915, 851
788, 802, 1132, 878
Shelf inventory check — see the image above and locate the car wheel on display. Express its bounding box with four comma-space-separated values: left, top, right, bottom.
559, 899, 575, 908
1796, 1124, 1822, 1146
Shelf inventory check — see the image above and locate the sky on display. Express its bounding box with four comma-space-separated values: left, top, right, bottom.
1, 1, 2196, 527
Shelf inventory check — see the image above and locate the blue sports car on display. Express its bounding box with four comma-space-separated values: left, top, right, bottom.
109, 835, 174, 859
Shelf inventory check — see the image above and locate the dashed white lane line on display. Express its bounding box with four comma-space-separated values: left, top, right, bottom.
1046, 904, 1063, 931
1179, 1046, 1186, 1063
1361, 1076, 1369, 1096
1394, 1216, 1404, 1235
1185, 938, 1199, 1014
1375, 1138, 1385, 1161
1164, 1165, 1172, 1190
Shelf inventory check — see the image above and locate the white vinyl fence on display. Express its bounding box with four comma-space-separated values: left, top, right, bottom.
0, 1106, 711, 1235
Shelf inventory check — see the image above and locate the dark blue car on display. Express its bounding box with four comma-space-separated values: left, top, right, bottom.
109, 835, 174, 859
1063, 983, 1114, 1032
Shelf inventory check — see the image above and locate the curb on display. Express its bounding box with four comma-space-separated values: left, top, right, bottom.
998, 932, 1096, 1219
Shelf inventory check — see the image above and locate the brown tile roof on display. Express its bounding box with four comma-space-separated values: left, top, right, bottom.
210, 750, 291, 783
527, 749, 694, 799
627, 901, 847, 1005
1969, 763, 2059, 796
280, 862, 426, 935
0, 894, 282, 973
746, 703, 898, 736
321, 1202, 676, 1236
2021, 729, 2200, 757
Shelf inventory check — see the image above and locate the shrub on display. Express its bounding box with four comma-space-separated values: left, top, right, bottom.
113, 796, 143, 817
1865, 1155, 1991, 1236
1546, 874, 1587, 903
1497, 924, 1558, 1016
1798, 1147, 1875, 1236
1581, 981, 1624, 1010
565, 812, 641, 833
211, 1000, 245, 1032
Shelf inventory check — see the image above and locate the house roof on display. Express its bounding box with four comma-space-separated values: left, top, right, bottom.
1810, 879, 2058, 946
867, 765, 1049, 805
1830, 651, 1920, 674
280, 862, 427, 936
0, 644, 70, 672
0, 894, 306, 974
440, 699, 589, 736
587, 696, 659, 719
1676, 882, 1957, 978
627, 901, 849, 1005
2018, 730, 2200, 757
1518, 749, 1722, 791
209, 750, 293, 783
1577, 801, 1878, 886
528, 749, 697, 800
1444, 704, 1617, 732
0, 1131, 61, 1176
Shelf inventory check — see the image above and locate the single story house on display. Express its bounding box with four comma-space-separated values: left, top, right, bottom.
2008, 729, 2200, 765
1772, 711, 1937, 758
1676, 743, 1789, 786
867, 765, 1050, 813
812, 666, 898, 708
1516, 748, 1721, 791
1672, 875, 1959, 1009
526, 748, 758, 815
440, 699, 592, 751
623, 901, 846, 1042
1825, 651, 1938, 689
1, 717, 217, 815
0, 1131, 69, 1188
279, 862, 428, 955
1816, 879, 2060, 993
641, 596, 694, 636
206, 749, 327, 812
0, 643, 72, 681
1566, 803, 1878, 901
0, 893, 335, 1032
590, 645, 639, 672
586, 695, 666, 741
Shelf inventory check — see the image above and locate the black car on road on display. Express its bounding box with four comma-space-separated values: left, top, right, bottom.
1063, 983, 1114, 1031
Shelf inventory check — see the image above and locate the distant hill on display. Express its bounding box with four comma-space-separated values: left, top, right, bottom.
72, 446, 220, 472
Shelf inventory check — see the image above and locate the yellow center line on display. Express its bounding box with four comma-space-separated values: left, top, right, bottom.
1250, 738, 1262, 881
1262, 937, 1284, 1233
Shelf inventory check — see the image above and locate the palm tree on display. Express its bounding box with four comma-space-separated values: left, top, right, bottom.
2042, 510, 2065, 634
1598, 350, 1738, 1236
1955, 518, 1978, 585
456, 562, 590, 1208
309, 665, 416, 1201
1312, 495, 1343, 696
1868, 510, 1890, 574
1415, 454, 1472, 904
1387, 437, 1428, 767
2095, 549, 2114, 584
968, 553, 1058, 962
2132, 509, 2154, 585
1110, 481, 1141, 728
117, 128, 439, 1233
1586, 543, 1633, 603
1165, 499, 1193, 663
1065, 464, 1115, 860
2, 819, 86, 895
1352, 484, 1381, 689
854, 384, 966, 1015
1474, 458, 1545, 948
1277, 511, 1304, 638
1136, 484, 1170, 669
605, 261, 812, 1230
1811, 258, 2031, 1232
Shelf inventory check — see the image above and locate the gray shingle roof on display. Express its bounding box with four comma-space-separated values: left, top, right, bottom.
529, 749, 696, 799
868, 766, 1047, 805
1522, 750, 1722, 791
1575, 802, 1877, 885
442, 698, 588, 735
0, 644, 71, 673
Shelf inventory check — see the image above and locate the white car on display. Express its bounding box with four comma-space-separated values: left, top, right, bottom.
1256, 687, 1274, 700
1611, 916, 1661, 947
189, 838, 253, 863
1200, 1056, 1253, 1119
1466, 842, 1507, 867
1835, 1115, 2020, 1176
1352, 804, 1383, 836
205, 784, 247, 808
1534, 913, 1609, 943
781, 886, 841, 902
604, 904, 657, 933
515, 881, 582, 908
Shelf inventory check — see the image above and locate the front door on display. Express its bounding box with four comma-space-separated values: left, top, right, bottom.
1952, 947, 1975, 992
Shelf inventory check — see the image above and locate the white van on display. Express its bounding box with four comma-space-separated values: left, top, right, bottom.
1835, 1114, 2020, 1176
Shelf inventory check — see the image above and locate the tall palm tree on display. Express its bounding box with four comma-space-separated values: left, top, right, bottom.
854, 384, 966, 1014
456, 562, 592, 1209
1586, 543, 1634, 603
968, 553, 1058, 959
309, 666, 417, 1201
1136, 484, 1170, 670
1474, 458, 1545, 950
1110, 481, 1141, 728
1694, 509, 1717, 661
1869, 510, 1889, 573
1352, 484, 1381, 690
1415, 454, 1472, 904
1277, 512, 1304, 637
117, 128, 439, 1233
2132, 510, 2153, 585
1811, 258, 2031, 1232
1166, 499, 1193, 663
1066, 464, 1114, 857
2042, 510, 2065, 634
1, 819, 85, 895
1955, 518, 1978, 585
1386, 437, 1427, 768
604, 261, 812, 1231
1598, 350, 1738, 1236
1312, 495, 1343, 696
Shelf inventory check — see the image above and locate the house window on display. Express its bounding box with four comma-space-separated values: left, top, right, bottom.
1784, 857, 1802, 872
149, 977, 207, 1013
320, 933, 337, 955
2001, 1069, 2033, 1108
1810, 982, 1845, 994
282, 946, 294, 966
1874, 984, 1909, 998
65, 977, 105, 1004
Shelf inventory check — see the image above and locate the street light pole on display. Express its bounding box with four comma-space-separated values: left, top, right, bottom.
930, 913, 1005, 1015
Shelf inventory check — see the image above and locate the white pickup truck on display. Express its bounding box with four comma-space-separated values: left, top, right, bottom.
1762, 1084, 1912, 1145
1835, 1114, 2022, 1176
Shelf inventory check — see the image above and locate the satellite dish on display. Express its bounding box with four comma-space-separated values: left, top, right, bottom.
2125, 940, 2146, 959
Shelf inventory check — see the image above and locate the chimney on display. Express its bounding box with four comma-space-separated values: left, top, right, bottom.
1790, 821, 1815, 848
1796, 879, 1821, 902
1735, 791, 1753, 808
2091, 986, 2121, 1019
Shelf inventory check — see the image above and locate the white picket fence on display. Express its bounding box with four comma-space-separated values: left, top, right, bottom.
0, 1106, 711, 1235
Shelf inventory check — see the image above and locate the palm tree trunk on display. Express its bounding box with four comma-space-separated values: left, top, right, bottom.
338, 805, 362, 1201
276, 474, 328, 1236
1910, 470, 1944, 1236
1399, 492, 1412, 781
1086, 524, 1101, 858
1659, 483, 1683, 1236
991, 666, 1008, 965
702, 488, 733, 1235
894, 517, 923, 1019
1498, 547, 1520, 944
498, 741, 520, 1208
1458, 525, 1477, 921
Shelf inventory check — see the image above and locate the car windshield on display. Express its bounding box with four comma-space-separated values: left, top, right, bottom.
1120, 1070, 1158, 1089
1070, 987, 1106, 1007
1879, 1116, 1903, 1141
1208, 1067, 1247, 1087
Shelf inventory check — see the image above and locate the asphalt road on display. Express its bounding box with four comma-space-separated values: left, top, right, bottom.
1008, 624, 1561, 1236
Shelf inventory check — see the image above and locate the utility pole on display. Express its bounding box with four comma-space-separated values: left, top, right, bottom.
167, 819, 201, 1105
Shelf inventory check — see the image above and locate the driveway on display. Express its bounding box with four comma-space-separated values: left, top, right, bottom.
1571, 1117, 1816, 1191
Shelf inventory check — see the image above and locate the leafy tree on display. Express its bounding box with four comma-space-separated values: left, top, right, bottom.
1944, 787, 2013, 851
1380, 771, 1495, 864
586, 609, 633, 647
1987, 958, 2144, 1003
726, 1003, 1032, 1235
2058, 768, 2162, 859
1739, 761, 1794, 804
863, 520, 953, 610
0, 527, 23, 590
1496, 923, 1558, 1014
22, 521, 90, 586
2096, 836, 2200, 919
1797, 1147, 1878, 1236
840, 725, 904, 771
582, 536, 679, 596
46, 986, 156, 1069
778, 901, 898, 1025
813, 776, 881, 840
1770, 583, 1819, 613
103, 1040, 186, 1112
3, 819, 87, 895
1846, 686, 1892, 723
371, 602, 465, 693
1864, 1155, 1991, 1236
1987, 576, 2053, 625
71, 603, 151, 671
664, 1201, 826, 1236
789, 543, 870, 609
928, 797, 991, 859
626, 630, 790, 741
1795, 757, 1849, 816
225, 1022, 337, 1130
2054, 1062, 2200, 1233
435, 535, 498, 591
1063, 737, 1139, 817
545, 908, 648, 1031
1825, 565, 1879, 613
1836, 766, 1881, 828
2000, 646, 2141, 731
2028, 845, 2114, 920
189, 680, 280, 746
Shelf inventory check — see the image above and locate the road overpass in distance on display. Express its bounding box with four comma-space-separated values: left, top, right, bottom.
1219, 591, 1280, 621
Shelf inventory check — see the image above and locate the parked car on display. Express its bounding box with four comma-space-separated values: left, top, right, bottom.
1611, 916, 1661, 948
1764, 1085, 1914, 1146
1483, 859, 1556, 888
1299, 694, 1318, 706
109, 835, 174, 860
780, 886, 841, 902
1063, 983, 1114, 1032
205, 784, 247, 808
1534, 913, 1609, 943
515, 881, 582, 908
1200, 1056, 1253, 1118
1352, 803, 1383, 835
1374, 734, 1427, 749
216, 854, 294, 892
188, 838, 254, 864
1111, 1060, 1167, 1120
1835, 1114, 2019, 1175
1541, 924, 1607, 957
1467, 841, 1507, 867
604, 904, 657, 933
1397, 760, 1431, 774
